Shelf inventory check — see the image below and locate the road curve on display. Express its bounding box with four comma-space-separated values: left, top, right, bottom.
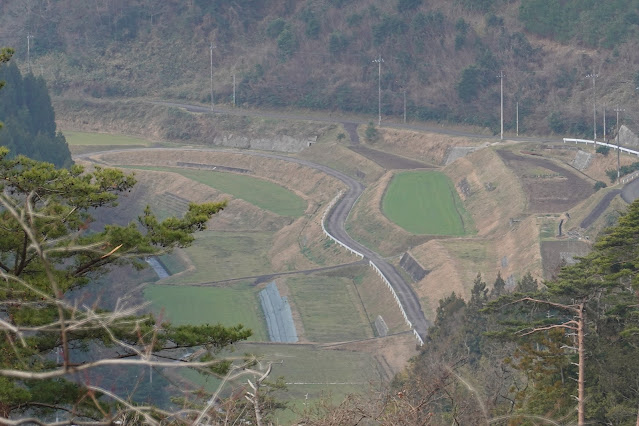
76, 147, 431, 340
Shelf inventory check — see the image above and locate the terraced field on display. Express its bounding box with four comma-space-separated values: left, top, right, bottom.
382, 170, 473, 235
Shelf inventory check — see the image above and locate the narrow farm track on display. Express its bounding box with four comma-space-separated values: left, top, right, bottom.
76, 147, 431, 340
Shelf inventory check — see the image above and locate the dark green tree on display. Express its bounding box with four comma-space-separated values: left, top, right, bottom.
457, 65, 481, 101
0, 61, 72, 168
490, 270, 506, 299
0, 148, 252, 422
0, 48, 14, 130
364, 122, 378, 142
515, 271, 538, 293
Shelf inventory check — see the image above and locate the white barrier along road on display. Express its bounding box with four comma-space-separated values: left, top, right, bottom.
321, 192, 425, 346
563, 138, 639, 157
321, 192, 364, 259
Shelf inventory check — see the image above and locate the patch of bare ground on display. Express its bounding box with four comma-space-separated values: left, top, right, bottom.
540, 240, 592, 281
356, 267, 410, 335
410, 217, 543, 315
409, 240, 466, 318
582, 149, 637, 184
564, 186, 618, 232
566, 192, 628, 238
497, 216, 544, 283
320, 333, 419, 379
346, 171, 434, 257
298, 142, 386, 185
444, 148, 527, 237
374, 128, 484, 166
497, 149, 595, 213
532, 143, 637, 184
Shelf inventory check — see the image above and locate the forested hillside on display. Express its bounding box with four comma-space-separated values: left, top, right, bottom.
0, 61, 71, 167
2, 0, 639, 135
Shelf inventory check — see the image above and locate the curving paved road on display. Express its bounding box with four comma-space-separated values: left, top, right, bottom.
76, 147, 431, 340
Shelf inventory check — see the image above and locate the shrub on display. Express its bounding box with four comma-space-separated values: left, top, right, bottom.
266, 18, 287, 38
548, 111, 566, 134
328, 31, 349, 56
397, 0, 422, 13
596, 145, 610, 156
277, 29, 297, 60
365, 122, 378, 142
457, 65, 481, 101
594, 181, 607, 191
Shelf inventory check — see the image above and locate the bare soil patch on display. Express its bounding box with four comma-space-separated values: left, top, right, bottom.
298, 142, 385, 185
373, 128, 487, 166
541, 240, 592, 280
444, 148, 527, 237
497, 149, 594, 213
321, 332, 419, 378
348, 145, 432, 170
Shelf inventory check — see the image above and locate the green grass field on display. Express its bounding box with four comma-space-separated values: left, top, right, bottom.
382, 171, 473, 235
144, 281, 268, 341
127, 166, 306, 217
160, 230, 274, 284
63, 130, 154, 146
286, 275, 373, 342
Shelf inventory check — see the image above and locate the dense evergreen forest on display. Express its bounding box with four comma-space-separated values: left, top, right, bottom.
0, 61, 71, 167
2, 0, 639, 135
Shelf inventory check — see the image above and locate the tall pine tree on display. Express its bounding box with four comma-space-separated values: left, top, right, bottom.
0, 61, 72, 168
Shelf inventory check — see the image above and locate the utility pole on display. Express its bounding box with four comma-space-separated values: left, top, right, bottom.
373, 55, 383, 126
586, 72, 599, 141
211, 42, 219, 111
603, 104, 606, 142
614, 107, 625, 183
233, 74, 236, 107
403, 90, 406, 124
516, 101, 519, 136
27, 33, 34, 73
498, 70, 504, 140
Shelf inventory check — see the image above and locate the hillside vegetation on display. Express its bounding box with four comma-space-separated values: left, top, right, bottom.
2, 0, 639, 135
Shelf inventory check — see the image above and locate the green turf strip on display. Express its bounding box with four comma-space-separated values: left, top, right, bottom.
62, 130, 153, 146
382, 171, 471, 235
144, 283, 267, 341
129, 166, 306, 217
